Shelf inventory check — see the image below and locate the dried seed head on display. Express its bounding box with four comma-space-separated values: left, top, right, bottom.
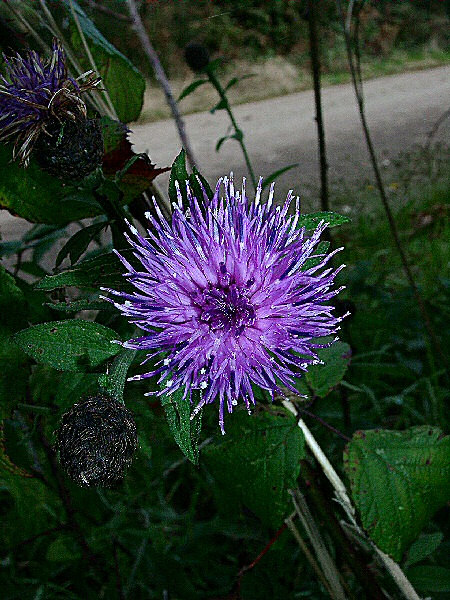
55, 394, 138, 487
184, 42, 210, 72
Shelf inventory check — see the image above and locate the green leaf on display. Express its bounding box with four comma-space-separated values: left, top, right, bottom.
407, 566, 450, 592
306, 339, 351, 397
204, 410, 304, 528
13, 320, 121, 372
64, 0, 145, 122
344, 427, 450, 561
46, 535, 81, 562
168, 150, 189, 206
191, 167, 214, 200
98, 348, 137, 403
55, 221, 106, 268
36, 250, 132, 291
161, 387, 202, 465
261, 163, 299, 191
45, 297, 110, 313
301, 240, 331, 271
405, 532, 444, 566
178, 79, 207, 101
298, 212, 351, 230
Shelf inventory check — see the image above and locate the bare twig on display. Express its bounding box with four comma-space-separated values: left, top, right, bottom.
86, 0, 132, 23
425, 107, 450, 151
285, 513, 335, 596
125, 0, 198, 170
336, 0, 446, 368
307, 0, 329, 214
68, 0, 118, 119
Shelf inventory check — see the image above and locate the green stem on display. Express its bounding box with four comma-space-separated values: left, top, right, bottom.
206, 67, 257, 189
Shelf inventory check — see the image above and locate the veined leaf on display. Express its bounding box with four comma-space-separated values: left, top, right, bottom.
204, 409, 304, 528
344, 426, 450, 561
13, 320, 121, 372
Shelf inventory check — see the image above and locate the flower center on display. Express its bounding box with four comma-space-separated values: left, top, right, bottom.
200, 284, 256, 336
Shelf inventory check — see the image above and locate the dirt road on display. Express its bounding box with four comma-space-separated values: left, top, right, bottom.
1, 66, 449, 242
131, 65, 449, 201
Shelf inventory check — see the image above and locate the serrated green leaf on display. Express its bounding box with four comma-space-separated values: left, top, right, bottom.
36, 250, 132, 291
168, 149, 189, 206
204, 410, 304, 528
178, 79, 207, 101
405, 532, 444, 567
13, 320, 121, 372
407, 566, 450, 592
55, 221, 106, 268
64, 0, 145, 122
161, 387, 202, 465
298, 212, 351, 230
306, 339, 351, 397
344, 427, 450, 561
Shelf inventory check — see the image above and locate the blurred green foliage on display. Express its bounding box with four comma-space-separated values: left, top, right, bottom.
78, 0, 449, 78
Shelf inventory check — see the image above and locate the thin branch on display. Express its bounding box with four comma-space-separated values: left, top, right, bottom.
86, 0, 133, 23
125, 0, 198, 170
307, 0, 329, 214
68, 0, 118, 119
290, 489, 348, 600
285, 513, 335, 596
335, 0, 446, 369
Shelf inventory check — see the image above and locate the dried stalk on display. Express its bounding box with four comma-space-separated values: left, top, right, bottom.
283, 399, 422, 600
335, 0, 445, 367
125, 0, 198, 170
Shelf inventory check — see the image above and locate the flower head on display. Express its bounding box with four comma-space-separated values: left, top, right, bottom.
0, 39, 99, 165
104, 176, 347, 433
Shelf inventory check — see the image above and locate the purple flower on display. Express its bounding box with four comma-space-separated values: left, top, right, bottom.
104, 176, 347, 433
0, 39, 99, 164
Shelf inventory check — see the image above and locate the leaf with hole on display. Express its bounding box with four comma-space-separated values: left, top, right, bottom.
344, 426, 450, 561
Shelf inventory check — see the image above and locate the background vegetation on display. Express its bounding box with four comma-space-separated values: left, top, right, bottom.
0, 1, 448, 598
